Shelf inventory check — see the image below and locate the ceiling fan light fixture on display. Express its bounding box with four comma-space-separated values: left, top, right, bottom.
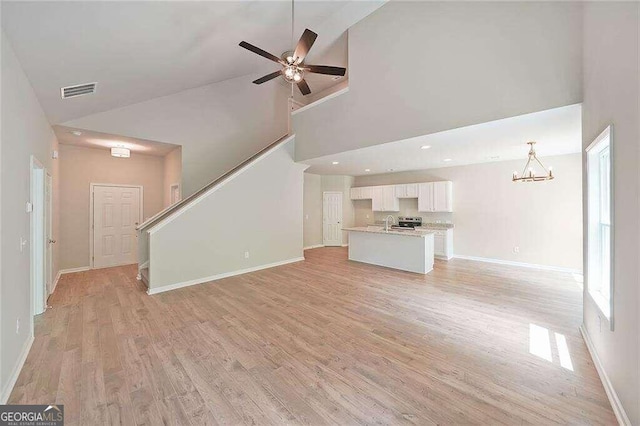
239, 25, 346, 96
284, 66, 295, 78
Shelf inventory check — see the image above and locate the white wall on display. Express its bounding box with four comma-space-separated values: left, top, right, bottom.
148, 139, 307, 291
163, 147, 182, 207
63, 73, 290, 198
582, 3, 639, 424
303, 173, 323, 248
293, 1, 583, 161
0, 33, 59, 402
354, 154, 583, 271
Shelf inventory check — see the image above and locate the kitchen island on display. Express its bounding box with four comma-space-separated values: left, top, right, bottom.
343, 226, 435, 274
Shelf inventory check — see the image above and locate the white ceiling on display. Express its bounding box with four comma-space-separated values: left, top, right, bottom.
54, 125, 180, 157
2, 1, 384, 124
302, 104, 582, 175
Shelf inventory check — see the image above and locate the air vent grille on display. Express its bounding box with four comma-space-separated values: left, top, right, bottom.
60, 82, 97, 99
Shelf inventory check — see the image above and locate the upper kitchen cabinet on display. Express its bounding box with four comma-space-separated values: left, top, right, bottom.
418, 181, 453, 212
372, 185, 400, 211
395, 183, 419, 198
350, 186, 373, 200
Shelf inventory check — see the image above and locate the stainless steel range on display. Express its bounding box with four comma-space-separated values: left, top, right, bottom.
395, 217, 423, 229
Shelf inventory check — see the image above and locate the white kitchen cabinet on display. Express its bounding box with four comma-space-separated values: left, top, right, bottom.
418, 183, 434, 212
433, 181, 453, 212
350, 186, 373, 200
418, 181, 453, 212
372, 185, 399, 211
395, 183, 418, 198
432, 229, 454, 260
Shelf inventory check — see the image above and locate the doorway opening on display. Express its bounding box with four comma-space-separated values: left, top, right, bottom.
30, 156, 52, 316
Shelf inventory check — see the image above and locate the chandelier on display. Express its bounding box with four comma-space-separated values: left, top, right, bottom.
512, 141, 554, 182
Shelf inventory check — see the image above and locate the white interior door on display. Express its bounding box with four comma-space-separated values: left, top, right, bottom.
323, 192, 343, 246
93, 185, 141, 268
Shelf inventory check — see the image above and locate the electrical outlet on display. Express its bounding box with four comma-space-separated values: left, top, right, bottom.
513, 246, 520, 254
244, 251, 250, 259
16, 318, 20, 334
366, 214, 370, 219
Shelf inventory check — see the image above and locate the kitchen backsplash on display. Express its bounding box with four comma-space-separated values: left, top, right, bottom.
354, 198, 453, 226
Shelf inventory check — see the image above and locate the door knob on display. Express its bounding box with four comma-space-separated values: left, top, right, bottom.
48, 239, 56, 244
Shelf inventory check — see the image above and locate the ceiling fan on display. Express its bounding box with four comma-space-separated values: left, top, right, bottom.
239, 28, 346, 96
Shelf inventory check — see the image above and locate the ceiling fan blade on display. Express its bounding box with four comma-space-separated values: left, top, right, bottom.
239, 41, 283, 64
252, 70, 282, 85
293, 29, 318, 63
297, 79, 311, 96
305, 65, 347, 76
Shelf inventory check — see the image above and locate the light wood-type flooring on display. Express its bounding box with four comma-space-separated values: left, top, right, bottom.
9, 247, 616, 425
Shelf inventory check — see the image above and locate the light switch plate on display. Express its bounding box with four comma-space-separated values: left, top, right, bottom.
25, 202, 33, 213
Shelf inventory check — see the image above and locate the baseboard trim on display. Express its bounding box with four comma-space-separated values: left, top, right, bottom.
138, 261, 149, 271
341, 244, 349, 247
452, 254, 581, 274
51, 266, 91, 295
580, 325, 631, 426
0, 333, 34, 404
58, 266, 90, 274
303, 244, 324, 250
147, 257, 305, 295
51, 270, 62, 294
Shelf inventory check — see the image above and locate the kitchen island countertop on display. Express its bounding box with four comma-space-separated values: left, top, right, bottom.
342, 226, 435, 238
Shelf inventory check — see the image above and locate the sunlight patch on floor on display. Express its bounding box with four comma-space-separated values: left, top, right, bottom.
529, 323, 574, 371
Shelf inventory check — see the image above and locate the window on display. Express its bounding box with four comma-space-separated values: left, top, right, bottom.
586, 126, 613, 324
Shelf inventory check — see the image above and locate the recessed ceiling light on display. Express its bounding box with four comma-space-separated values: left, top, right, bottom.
71, 130, 82, 136
443, 158, 452, 162
487, 155, 500, 160
420, 145, 431, 150
364, 169, 371, 172
332, 161, 339, 165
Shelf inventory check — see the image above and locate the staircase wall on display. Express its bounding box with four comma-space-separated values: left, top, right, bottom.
147, 138, 306, 293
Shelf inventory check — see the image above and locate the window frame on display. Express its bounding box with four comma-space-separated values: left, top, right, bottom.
585, 125, 614, 330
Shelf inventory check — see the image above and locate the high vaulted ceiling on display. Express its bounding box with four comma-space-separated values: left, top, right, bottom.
1, 1, 384, 124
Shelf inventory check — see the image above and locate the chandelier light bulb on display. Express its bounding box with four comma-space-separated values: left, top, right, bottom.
293, 73, 302, 82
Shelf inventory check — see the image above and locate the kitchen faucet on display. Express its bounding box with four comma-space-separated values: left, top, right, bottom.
384, 215, 394, 232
